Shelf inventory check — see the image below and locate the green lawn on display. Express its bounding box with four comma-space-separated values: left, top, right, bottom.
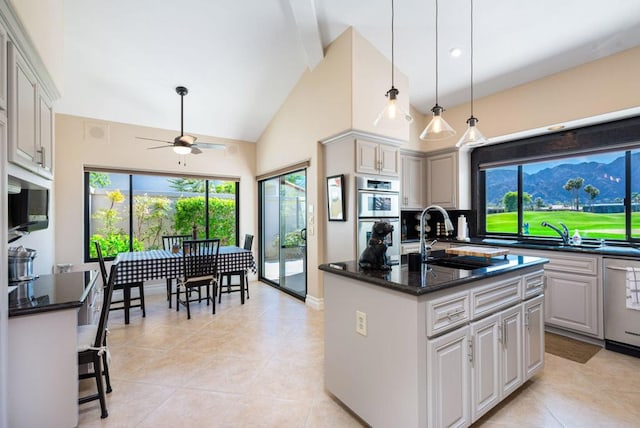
486, 211, 640, 240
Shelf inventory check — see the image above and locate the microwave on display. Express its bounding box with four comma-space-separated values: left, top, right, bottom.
356, 176, 400, 193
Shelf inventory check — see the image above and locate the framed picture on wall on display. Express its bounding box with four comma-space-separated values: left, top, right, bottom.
327, 174, 346, 221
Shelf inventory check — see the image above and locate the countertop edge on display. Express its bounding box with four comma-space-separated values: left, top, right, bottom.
9, 301, 84, 318
319, 257, 548, 297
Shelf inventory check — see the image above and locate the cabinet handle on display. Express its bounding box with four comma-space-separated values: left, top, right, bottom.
525, 312, 530, 329
468, 340, 474, 363
503, 321, 508, 347
446, 309, 465, 320
37, 146, 45, 166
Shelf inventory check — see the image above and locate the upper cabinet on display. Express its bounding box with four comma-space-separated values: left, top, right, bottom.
7, 41, 53, 179
0, 22, 7, 111
400, 153, 424, 209
426, 150, 458, 208
356, 139, 399, 177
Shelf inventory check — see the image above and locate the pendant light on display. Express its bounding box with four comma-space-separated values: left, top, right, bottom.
456, 0, 488, 148
420, 0, 455, 141
374, 0, 413, 129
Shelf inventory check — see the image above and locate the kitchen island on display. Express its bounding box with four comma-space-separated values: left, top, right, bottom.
319, 252, 547, 427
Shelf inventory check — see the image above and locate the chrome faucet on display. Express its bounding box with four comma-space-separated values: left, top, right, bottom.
420, 205, 454, 262
540, 221, 570, 245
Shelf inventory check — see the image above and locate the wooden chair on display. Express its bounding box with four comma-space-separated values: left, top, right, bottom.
176, 239, 220, 319
162, 234, 191, 308
219, 234, 253, 303
78, 263, 118, 419
91, 242, 114, 394
96, 243, 145, 318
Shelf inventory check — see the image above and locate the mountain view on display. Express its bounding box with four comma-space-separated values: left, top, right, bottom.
485, 152, 640, 208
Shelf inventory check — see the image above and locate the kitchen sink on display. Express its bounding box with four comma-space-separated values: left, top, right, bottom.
427, 256, 492, 270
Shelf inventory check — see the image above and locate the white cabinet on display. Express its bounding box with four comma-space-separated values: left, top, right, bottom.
356, 139, 399, 176
7, 42, 53, 179
427, 326, 471, 428
401, 154, 424, 208
426, 150, 458, 208
524, 295, 545, 379
545, 270, 599, 336
470, 304, 523, 422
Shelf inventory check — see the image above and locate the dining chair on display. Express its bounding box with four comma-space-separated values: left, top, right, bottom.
78, 263, 118, 419
91, 242, 114, 391
176, 239, 220, 319
218, 234, 253, 303
95, 243, 146, 319
162, 234, 191, 308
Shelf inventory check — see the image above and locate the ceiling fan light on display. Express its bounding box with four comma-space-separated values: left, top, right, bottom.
420, 105, 456, 140
456, 116, 488, 148
173, 145, 192, 155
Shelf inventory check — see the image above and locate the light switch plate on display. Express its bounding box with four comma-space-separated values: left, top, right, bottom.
356, 310, 367, 336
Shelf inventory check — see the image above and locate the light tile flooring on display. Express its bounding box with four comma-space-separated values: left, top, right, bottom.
79, 282, 640, 427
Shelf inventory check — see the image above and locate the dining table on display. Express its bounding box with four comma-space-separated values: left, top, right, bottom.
113, 246, 256, 324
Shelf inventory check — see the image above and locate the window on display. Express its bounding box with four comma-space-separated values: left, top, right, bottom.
472, 116, 640, 243
85, 169, 238, 260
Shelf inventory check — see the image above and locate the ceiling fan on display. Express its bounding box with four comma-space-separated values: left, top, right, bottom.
137, 86, 225, 155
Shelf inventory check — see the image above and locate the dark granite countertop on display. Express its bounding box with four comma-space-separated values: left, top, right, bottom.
319, 251, 548, 296
403, 236, 640, 258
8, 270, 98, 318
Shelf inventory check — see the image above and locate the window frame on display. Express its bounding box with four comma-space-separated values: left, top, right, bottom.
84, 168, 240, 262
471, 115, 640, 242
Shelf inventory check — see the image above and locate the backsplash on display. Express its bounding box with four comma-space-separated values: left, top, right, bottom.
401, 209, 475, 241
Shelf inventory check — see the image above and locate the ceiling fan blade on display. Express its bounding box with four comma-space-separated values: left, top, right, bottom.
147, 145, 173, 150
193, 142, 226, 150
136, 136, 172, 144
190, 147, 203, 155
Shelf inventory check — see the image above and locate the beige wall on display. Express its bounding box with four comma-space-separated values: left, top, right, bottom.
8, 0, 64, 92
54, 114, 256, 272
256, 27, 412, 304
411, 45, 640, 152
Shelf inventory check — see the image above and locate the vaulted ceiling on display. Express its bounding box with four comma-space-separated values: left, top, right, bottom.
56, 0, 640, 143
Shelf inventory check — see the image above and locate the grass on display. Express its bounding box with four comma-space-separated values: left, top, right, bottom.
486, 211, 640, 240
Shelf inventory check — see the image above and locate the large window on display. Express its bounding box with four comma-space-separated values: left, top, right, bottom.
85, 169, 239, 260
472, 116, 640, 243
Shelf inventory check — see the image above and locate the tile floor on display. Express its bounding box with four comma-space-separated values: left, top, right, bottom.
79, 282, 640, 427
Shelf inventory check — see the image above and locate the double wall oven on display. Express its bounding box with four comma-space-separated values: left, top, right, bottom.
356, 176, 400, 265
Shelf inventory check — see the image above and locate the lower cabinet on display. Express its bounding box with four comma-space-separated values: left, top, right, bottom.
427, 296, 543, 426
426, 326, 471, 428
545, 270, 599, 336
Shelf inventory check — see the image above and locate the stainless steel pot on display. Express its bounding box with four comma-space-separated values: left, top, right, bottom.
8, 246, 37, 282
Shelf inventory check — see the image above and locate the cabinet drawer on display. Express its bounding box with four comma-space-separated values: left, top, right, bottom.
471, 277, 522, 319
426, 290, 469, 337
545, 253, 597, 275
523, 270, 544, 299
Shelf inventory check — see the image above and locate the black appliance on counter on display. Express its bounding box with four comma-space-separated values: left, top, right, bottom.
8, 187, 49, 242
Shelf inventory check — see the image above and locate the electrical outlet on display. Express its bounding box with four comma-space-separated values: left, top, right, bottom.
356, 310, 367, 336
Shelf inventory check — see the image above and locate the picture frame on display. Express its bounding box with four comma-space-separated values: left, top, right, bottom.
327, 174, 346, 221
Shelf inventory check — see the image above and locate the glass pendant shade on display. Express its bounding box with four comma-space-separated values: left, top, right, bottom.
456, 116, 488, 148
374, 87, 413, 129
420, 105, 456, 140
173, 145, 192, 155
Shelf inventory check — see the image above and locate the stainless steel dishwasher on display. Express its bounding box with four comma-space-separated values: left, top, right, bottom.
603, 257, 640, 357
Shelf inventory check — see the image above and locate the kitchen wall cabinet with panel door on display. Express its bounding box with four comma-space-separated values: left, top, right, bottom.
400, 153, 425, 209
426, 150, 458, 208
355, 139, 399, 177
0, 21, 8, 110
7, 41, 54, 179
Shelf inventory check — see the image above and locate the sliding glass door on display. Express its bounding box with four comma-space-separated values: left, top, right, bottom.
259, 169, 307, 299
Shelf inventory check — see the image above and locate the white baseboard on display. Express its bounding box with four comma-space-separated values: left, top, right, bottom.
305, 295, 324, 310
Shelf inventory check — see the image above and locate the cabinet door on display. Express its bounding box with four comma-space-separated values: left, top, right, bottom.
355, 140, 379, 175
524, 295, 545, 379
378, 144, 399, 176
500, 305, 523, 397
545, 270, 599, 336
8, 42, 38, 172
426, 151, 458, 208
401, 155, 424, 208
470, 314, 500, 422
427, 326, 470, 428
38, 90, 53, 177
